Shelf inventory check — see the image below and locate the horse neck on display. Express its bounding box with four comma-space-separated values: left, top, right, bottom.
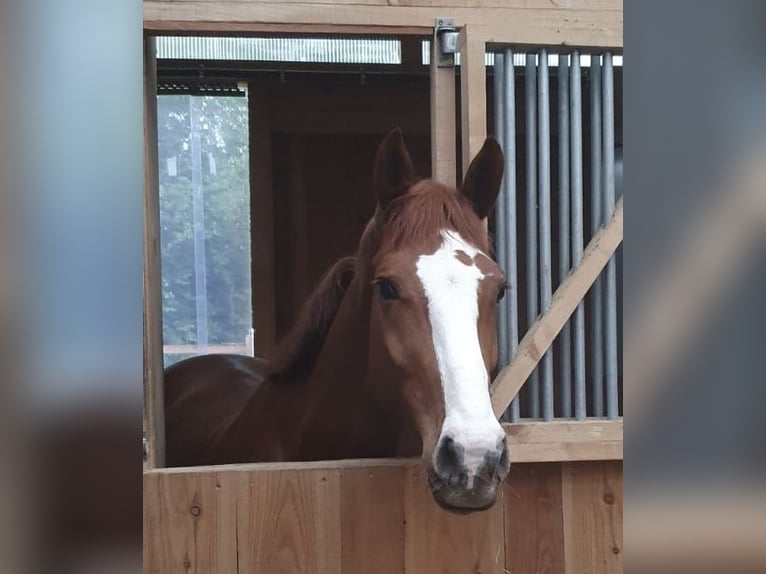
290, 275, 404, 459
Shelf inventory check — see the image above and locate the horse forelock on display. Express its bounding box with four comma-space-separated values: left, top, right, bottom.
373, 180, 490, 254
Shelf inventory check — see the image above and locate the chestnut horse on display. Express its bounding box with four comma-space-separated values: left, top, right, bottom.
164, 129, 510, 511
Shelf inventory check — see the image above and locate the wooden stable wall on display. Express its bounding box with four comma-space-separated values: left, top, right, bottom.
144, 458, 622, 574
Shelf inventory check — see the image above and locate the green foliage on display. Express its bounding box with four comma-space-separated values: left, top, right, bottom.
158, 95, 252, 356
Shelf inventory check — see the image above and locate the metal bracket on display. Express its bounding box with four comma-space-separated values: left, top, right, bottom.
434, 18, 458, 68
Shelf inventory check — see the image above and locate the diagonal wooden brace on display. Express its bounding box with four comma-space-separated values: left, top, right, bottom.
491, 198, 623, 417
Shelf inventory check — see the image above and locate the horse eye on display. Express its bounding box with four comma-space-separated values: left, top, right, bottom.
497, 284, 507, 303
375, 278, 400, 301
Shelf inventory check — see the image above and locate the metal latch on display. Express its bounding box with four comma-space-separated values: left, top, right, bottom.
435, 18, 459, 68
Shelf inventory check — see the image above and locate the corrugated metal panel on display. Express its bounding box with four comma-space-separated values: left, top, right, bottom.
156, 36, 401, 64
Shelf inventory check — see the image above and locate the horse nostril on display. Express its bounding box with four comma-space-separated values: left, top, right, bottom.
435, 436, 464, 480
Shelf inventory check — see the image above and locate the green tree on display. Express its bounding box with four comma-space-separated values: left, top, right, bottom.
157, 94, 252, 363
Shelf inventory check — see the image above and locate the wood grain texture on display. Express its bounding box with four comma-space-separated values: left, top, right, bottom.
144, 461, 623, 573
143, 35, 165, 469
562, 461, 623, 574
143, 2, 623, 48
491, 199, 623, 415
341, 465, 406, 573
505, 420, 622, 444
151, 0, 620, 8
403, 465, 506, 574
144, 470, 239, 573
459, 25, 487, 181
238, 468, 342, 573
504, 463, 565, 574
430, 30, 457, 187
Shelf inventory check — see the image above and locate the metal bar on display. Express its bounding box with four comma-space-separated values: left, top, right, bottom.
503, 48, 520, 422
494, 52, 509, 373
603, 52, 619, 419
589, 55, 604, 417
525, 53, 539, 418
558, 53, 572, 418
570, 52, 586, 420
190, 96, 209, 353
537, 50, 554, 421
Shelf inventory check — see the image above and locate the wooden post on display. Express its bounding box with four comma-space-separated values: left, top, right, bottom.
143, 35, 165, 469
430, 27, 457, 187
249, 87, 277, 356
459, 25, 486, 179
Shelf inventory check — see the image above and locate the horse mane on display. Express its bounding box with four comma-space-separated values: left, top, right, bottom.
267, 256, 357, 383
377, 180, 491, 253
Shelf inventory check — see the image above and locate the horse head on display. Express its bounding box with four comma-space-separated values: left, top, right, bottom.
362, 128, 510, 511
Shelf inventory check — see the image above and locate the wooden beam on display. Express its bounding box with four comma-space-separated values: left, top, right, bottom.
459, 26, 486, 179
249, 87, 278, 356
491, 198, 624, 416
148, 420, 621, 477
505, 419, 622, 463
143, 35, 166, 469
429, 26, 456, 187
143, 2, 623, 48
163, 343, 251, 355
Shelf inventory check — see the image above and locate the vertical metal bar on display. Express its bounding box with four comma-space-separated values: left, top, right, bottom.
558, 53, 572, 418
525, 54, 539, 418
603, 52, 619, 419
190, 96, 209, 353
537, 50, 554, 421
493, 52, 509, 373
504, 48, 520, 422
590, 55, 605, 417
570, 52, 586, 419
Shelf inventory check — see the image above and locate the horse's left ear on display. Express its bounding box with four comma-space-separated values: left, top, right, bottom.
460, 138, 504, 219
374, 127, 416, 210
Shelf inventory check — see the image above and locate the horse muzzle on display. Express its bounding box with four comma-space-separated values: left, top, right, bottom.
427, 434, 510, 513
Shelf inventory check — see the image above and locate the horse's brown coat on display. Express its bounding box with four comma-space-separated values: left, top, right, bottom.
164, 130, 506, 509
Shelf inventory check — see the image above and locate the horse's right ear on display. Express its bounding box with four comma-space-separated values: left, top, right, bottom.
374, 128, 415, 209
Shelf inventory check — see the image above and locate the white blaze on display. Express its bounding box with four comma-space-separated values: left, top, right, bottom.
415, 230, 504, 479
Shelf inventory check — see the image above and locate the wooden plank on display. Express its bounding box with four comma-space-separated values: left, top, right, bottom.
479, 9, 622, 49
143, 35, 166, 470
504, 463, 566, 573
403, 464, 506, 574
430, 25, 457, 187
561, 461, 623, 574
491, 198, 623, 415
459, 25, 487, 180
504, 419, 623, 444
163, 343, 250, 355
249, 87, 278, 356
144, 3, 623, 48
144, 460, 624, 574
340, 466, 406, 573
505, 420, 623, 462
150, 419, 622, 479
144, 470, 239, 573
401, 0, 620, 7
511, 440, 622, 463
151, 0, 620, 9
238, 468, 342, 573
